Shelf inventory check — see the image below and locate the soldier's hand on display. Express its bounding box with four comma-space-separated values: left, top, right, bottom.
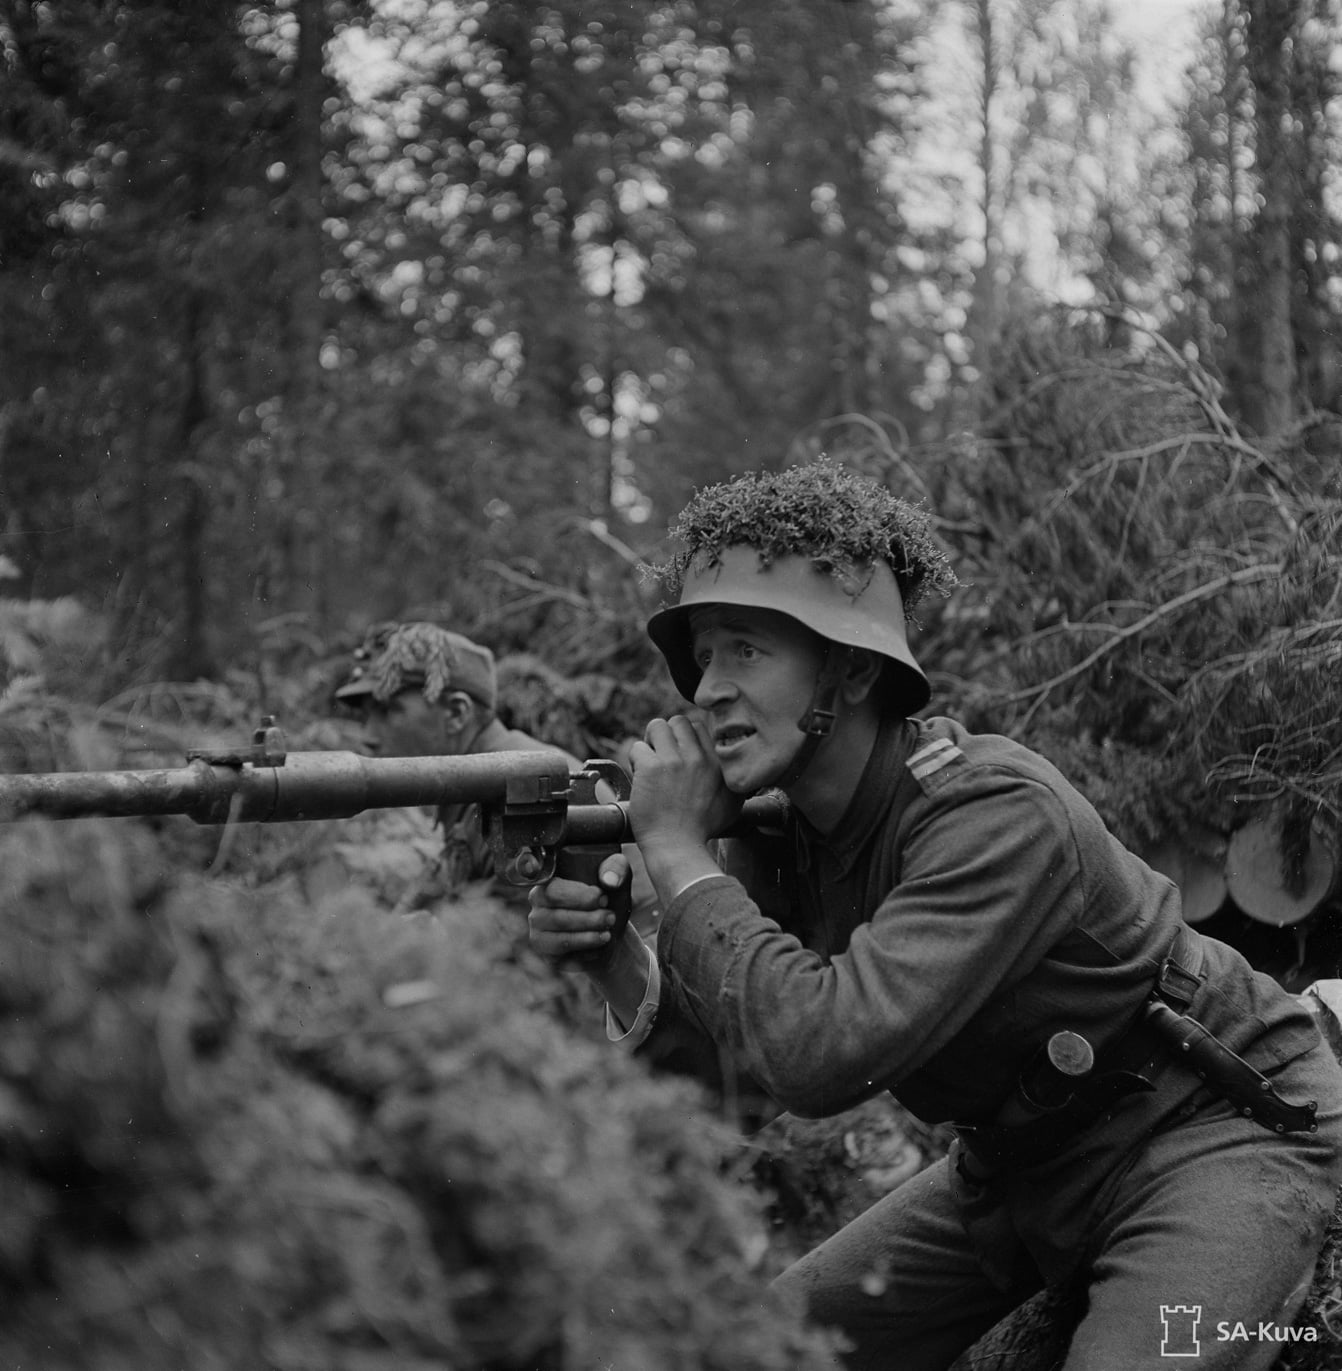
628, 714, 740, 852
528, 852, 631, 960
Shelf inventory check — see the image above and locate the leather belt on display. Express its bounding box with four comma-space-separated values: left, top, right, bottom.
956, 926, 1319, 1180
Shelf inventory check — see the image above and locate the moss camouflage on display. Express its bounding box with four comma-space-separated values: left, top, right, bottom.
334, 622, 497, 711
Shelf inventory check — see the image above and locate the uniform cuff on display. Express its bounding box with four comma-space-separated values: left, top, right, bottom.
605, 932, 661, 1050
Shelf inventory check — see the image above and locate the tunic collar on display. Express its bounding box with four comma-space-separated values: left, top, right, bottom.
791, 714, 919, 877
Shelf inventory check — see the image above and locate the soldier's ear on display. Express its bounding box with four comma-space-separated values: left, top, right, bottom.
439, 691, 477, 735
839, 647, 882, 704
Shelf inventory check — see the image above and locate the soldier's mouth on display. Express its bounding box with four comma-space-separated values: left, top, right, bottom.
713, 725, 755, 753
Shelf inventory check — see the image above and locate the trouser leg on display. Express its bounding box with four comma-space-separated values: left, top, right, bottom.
1062, 1044, 1342, 1371
770, 1159, 1038, 1371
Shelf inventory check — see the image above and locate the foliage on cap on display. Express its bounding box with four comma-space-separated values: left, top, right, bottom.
652, 460, 956, 615
358, 622, 495, 707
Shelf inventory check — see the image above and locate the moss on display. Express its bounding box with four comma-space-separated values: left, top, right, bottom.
651, 460, 958, 617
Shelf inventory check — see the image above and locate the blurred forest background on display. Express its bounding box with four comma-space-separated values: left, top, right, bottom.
1, 0, 1336, 669
3, 2, 1342, 1367
3, 0, 1341, 943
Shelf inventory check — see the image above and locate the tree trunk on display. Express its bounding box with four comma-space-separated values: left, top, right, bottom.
289, 0, 328, 619
970, 0, 1000, 419
169, 288, 216, 681
1242, 0, 1299, 437
291, 0, 325, 388
1222, 0, 1248, 404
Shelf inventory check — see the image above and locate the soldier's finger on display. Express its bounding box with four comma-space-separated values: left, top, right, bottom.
533, 875, 612, 910
642, 716, 683, 750
598, 852, 632, 890
530, 929, 612, 960
529, 901, 613, 933
684, 713, 717, 754
666, 714, 708, 753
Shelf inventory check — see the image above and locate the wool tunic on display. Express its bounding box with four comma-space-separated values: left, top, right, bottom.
645, 714, 1322, 1134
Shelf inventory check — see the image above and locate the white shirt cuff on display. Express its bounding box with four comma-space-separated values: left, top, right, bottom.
666, 870, 724, 904
605, 934, 661, 1050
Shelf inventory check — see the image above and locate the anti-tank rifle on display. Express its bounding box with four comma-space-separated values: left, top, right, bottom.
0, 717, 785, 932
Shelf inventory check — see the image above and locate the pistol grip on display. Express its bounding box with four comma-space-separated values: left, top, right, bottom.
556, 844, 630, 966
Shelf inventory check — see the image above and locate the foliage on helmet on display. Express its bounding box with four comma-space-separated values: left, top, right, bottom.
361, 622, 486, 705
652, 460, 957, 616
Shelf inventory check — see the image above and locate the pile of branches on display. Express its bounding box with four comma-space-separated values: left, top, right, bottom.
404, 518, 672, 693
911, 309, 1342, 870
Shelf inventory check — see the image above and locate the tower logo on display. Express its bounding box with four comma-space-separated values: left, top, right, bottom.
1161, 1305, 1202, 1357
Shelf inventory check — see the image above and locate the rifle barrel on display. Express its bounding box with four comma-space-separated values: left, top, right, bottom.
0, 765, 214, 821
0, 750, 575, 825
0, 750, 790, 852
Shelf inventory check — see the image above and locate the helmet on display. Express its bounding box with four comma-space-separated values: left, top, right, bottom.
646, 545, 930, 717
334, 622, 497, 711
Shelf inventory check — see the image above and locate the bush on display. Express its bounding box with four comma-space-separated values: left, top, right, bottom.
0, 816, 841, 1371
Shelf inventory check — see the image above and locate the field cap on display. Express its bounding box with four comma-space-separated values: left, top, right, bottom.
335, 622, 497, 711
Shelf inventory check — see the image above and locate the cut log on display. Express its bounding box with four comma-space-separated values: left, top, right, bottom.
1143, 826, 1229, 924
1226, 813, 1339, 927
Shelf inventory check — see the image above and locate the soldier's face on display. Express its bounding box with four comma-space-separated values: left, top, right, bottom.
360, 691, 449, 757
688, 604, 826, 794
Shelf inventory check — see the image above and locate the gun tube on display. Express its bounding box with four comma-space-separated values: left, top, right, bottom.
0, 750, 576, 826
0, 753, 789, 841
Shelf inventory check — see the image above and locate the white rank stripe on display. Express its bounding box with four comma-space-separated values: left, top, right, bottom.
908, 737, 963, 779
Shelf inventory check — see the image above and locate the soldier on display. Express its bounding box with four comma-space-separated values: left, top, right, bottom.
333, 622, 571, 898
337, 622, 655, 929
529, 461, 1342, 1371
